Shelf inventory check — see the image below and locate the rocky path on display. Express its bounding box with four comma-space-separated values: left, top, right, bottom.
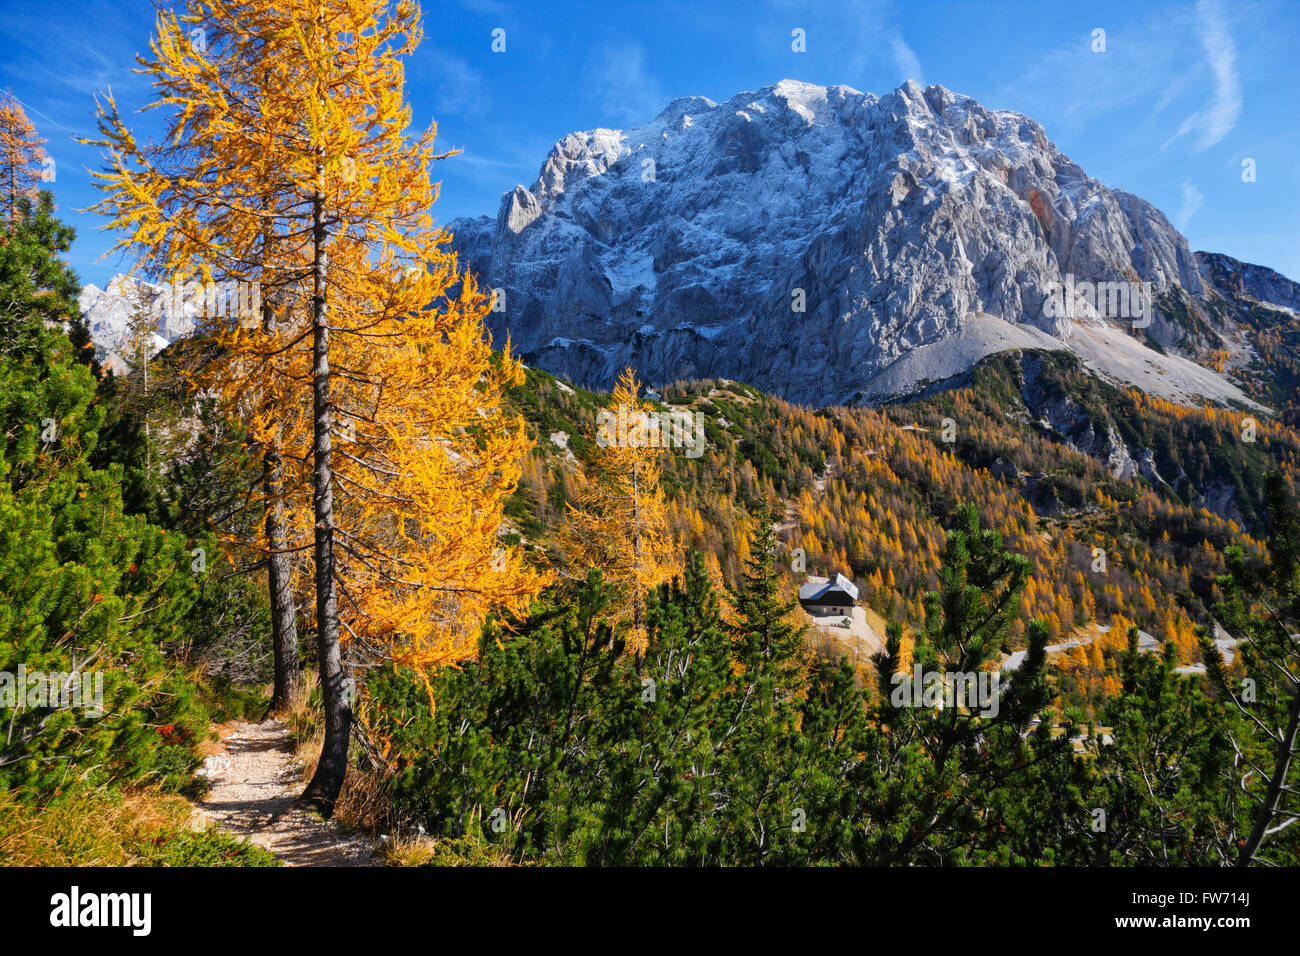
195, 719, 377, 867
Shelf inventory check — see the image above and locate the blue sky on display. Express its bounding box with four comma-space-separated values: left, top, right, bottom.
1, 0, 1297, 288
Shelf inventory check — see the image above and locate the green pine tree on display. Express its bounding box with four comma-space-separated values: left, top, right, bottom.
1203, 471, 1300, 865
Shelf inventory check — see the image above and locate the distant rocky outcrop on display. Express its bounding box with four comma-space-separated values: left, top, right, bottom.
78, 275, 199, 374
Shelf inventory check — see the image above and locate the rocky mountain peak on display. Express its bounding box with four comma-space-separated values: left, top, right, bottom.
448, 78, 1275, 410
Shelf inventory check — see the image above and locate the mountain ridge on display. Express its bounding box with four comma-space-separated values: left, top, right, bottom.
445, 78, 1292, 411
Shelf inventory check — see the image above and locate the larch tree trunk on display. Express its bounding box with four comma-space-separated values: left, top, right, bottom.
263, 446, 301, 715
297, 168, 351, 816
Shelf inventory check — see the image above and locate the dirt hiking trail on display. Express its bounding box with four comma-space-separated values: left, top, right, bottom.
195, 719, 377, 867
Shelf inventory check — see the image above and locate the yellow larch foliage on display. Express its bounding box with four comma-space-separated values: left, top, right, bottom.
563, 366, 681, 652
317, 237, 547, 675
0, 90, 48, 224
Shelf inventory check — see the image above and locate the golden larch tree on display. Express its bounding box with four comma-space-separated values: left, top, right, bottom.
84, 3, 322, 716
0, 91, 48, 226
564, 366, 680, 652
85, 0, 545, 813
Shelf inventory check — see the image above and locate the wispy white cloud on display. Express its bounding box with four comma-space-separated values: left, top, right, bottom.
997, 18, 1189, 135
835, 0, 897, 89
1170, 0, 1242, 151
589, 41, 667, 127
1177, 181, 1205, 230
890, 33, 924, 87
429, 54, 488, 117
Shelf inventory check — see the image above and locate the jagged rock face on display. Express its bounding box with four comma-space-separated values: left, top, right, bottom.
451, 79, 1251, 407
78, 276, 199, 374
1197, 251, 1300, 314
